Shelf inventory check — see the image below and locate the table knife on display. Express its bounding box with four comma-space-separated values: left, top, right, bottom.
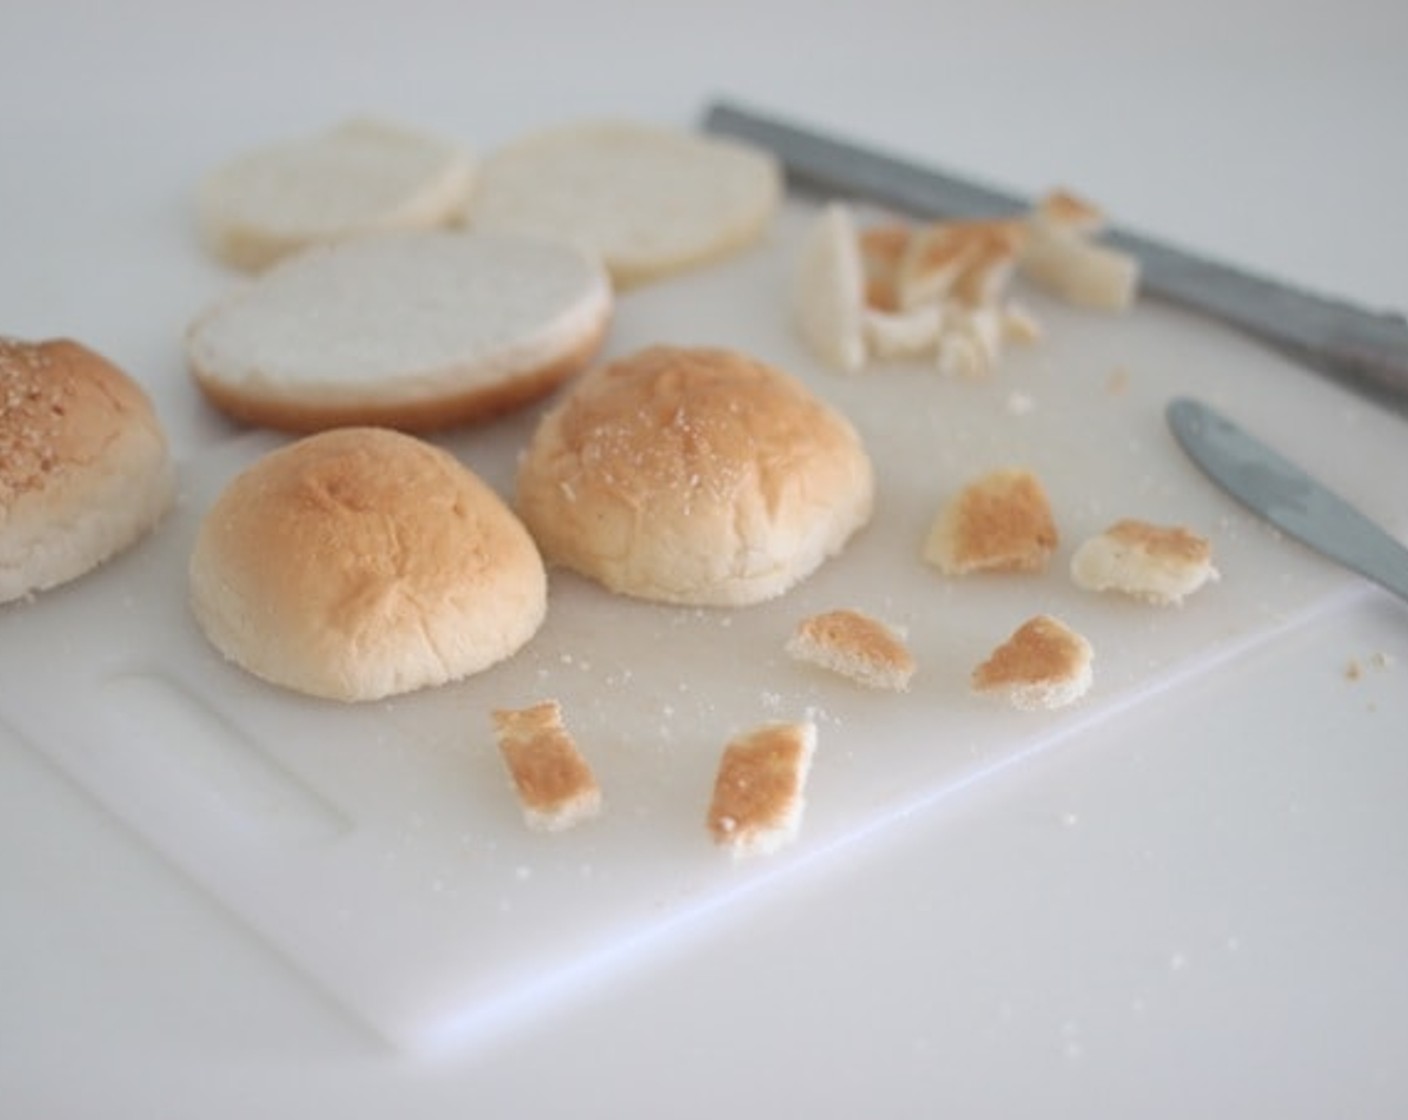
702, 99, 1408, 403
1168, 397, 1408, 605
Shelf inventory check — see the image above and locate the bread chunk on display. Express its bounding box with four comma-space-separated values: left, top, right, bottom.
492, 701, 602, 832
707, 722, 817, 858
1071, 518, 1218, 604
787, 609, 916, 691
923, 468, 1058, 575
793, 203, 868, 373
1, 337, 173, 603
972, 615, 1093, 711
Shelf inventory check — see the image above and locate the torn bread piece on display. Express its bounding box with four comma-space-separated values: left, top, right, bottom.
1032, 188, 1107, 236
793, 203, 867, 372
858, 223, 911, 312
972, 614, 1093, 711
787, 608, 916, 691
922, 467, 1058, 575
492, 701, 602, 832
897, 219, 1027, 310
707, 721, 817, 859
935, 303, 1006, 379
1020, 225, 1139, 310
863, 303, 944, 360
1071, 518, 1219, 604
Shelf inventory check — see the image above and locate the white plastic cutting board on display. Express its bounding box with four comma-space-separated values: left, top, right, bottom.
2, 202, 1405, 1055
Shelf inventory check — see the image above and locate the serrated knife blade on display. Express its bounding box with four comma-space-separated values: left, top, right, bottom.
702, 99, 1408, 402
1167, 397, 1408, 605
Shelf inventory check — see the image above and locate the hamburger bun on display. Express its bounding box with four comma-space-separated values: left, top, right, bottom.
189, 427, 546, 701
515, 346, 874, 607
1, 337, 173, 603
186, 230, 612, 434
196, 117, 476, 271
469, 120, 781, 288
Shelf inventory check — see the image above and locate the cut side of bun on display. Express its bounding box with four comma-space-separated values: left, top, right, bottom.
786, 608, 916, 691
469, 120, 781, 288
186, 230, 612, 433
197, 117, 476, 271
516, 345, 874, 607
1071, 518, 1218, 604
1, 337, 173, 603
188, 427, 547, 701
707, 721, 817, 859
972, 614, 1093, 711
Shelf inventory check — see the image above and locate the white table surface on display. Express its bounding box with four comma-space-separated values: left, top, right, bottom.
3, 2, 1407, 1116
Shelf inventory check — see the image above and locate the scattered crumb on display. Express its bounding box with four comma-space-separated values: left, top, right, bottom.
1106, 367, 1131, 395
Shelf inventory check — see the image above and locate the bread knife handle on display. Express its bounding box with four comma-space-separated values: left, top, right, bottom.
703, 99, 1408, 403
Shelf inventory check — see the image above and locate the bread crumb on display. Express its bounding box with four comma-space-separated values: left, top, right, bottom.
787, 608, 916, 691
972, 615, 1093, 711
707, 721, 817, 858
492, 700, 602, 832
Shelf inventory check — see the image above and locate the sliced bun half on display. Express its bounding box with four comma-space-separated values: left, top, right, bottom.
186, 230, 612, 433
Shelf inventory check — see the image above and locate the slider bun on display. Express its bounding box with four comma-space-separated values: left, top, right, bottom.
186, 230, 612, 434
189, 427, 546, 701
516, 345, 874, 607
1, 337, 173, 603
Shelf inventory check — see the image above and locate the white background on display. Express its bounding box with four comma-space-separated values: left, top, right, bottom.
3, 2, 1407, 1116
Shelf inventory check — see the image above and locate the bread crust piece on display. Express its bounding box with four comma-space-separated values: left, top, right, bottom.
1071, 518, 1218, 604
516, 345, 874, 607
786, 608, 916, 691
922, 467, 1058, 575
186, 230, 612, 434
188, 428, 547, 701
197, 117, 476, 271
470, 120, 781, 288
707, 721, 817, 858
492, 701, 602, 832
1, 337, 173, 603
972, 614, 1093, 711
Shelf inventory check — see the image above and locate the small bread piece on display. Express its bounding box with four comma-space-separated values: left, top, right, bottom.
189, 428, 546, 701
1032, 188, 1106, 235
858, 223, 911, 311
517, 346, 874, 607
492, 701, 602, 832
786, 608, 916, 691
1071, 518, 1218, 604
707, 721, 817, 859
186, 230, 611, 433
196, 117, 476, 271
922, 467, 1058, 575
972, 614, 1093, 711
935, 304, 1005, 380
1, 337, 173, 603
863, 304, 944, 361
793, 203, 867, 373
470, 120, 781, 288
898, 219, 1027, 310
1020, 225, 1139, 311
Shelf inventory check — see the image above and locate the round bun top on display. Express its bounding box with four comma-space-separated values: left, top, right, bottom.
1, 336, 172, 603
516, 345, 873, 606
189, 427, 546, 701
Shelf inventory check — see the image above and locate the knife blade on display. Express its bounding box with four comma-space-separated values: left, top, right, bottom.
702, 99, 1408, 403
1167, 397, 1408, 605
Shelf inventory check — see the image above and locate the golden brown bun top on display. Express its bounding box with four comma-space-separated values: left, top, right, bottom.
544, 344, 860, 519
1, 337, 162, 507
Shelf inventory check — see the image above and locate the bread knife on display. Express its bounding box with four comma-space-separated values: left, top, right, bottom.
1168, 397, 1408, 605
702, 99, 1408, 403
